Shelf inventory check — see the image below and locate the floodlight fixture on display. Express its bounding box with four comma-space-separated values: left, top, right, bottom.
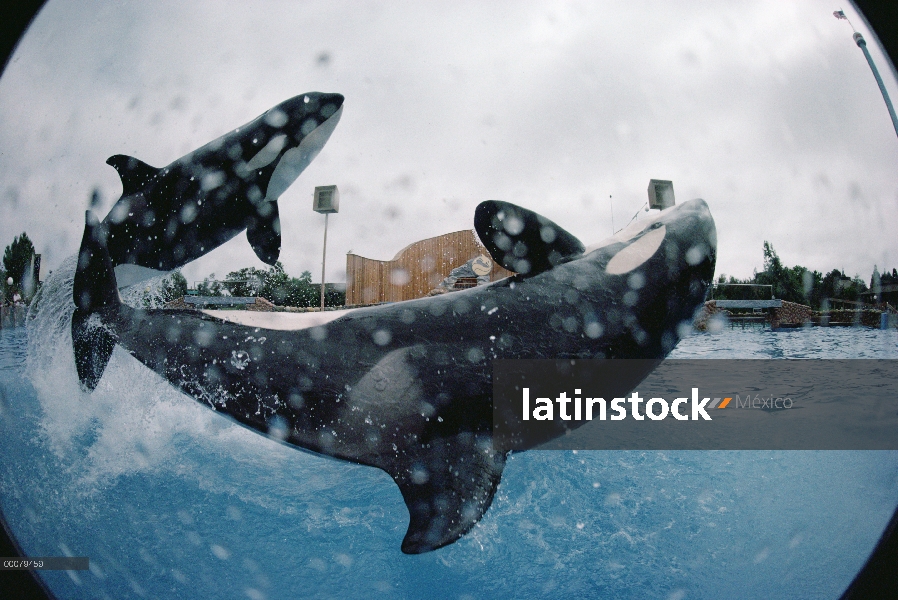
647, 179, 675, 210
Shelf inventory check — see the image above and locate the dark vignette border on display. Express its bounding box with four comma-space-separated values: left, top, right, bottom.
0, 1, 896, 598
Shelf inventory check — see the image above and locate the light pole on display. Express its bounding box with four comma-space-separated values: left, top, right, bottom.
313, 185, 340, 310
835, 10, 898, 139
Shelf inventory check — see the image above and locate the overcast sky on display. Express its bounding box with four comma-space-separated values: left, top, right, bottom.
1, 0, 897, 287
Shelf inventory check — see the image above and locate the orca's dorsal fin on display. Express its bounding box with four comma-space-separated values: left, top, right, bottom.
475, 200, 584, 276
383, 435, 506, 554
106, 154, 160, 195
246, 200, 281, 266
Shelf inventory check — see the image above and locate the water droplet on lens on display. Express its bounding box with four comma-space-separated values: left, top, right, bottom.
503, 215, 524, 235
230, 349, 250, 370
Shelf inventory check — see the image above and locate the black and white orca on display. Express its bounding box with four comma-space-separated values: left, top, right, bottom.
71, 198, 716, 553
101, 92, 344, 287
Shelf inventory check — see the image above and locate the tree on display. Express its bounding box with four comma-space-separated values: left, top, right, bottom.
134, 270, 188, 308
817, 268, 867, 303
871, 265, 882, 302
259, 262, 290, 304
882, 268, 898, 287
161, 271, 188, 301
803, 268, 824, 308
258, 263, 319, 307
288, 270, 319, 307
711, 273, 758, 301
754, 241, 811, 305
321, 284, 346, 307
819, 269, 844, 303
713, 242, 882, 310
237, 262, 336, 307
2, 232, 35, 302
224, 267, 266, 297
196, 274, 224, 297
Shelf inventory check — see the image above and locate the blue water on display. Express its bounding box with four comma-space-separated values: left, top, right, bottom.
1, 268, 897, 599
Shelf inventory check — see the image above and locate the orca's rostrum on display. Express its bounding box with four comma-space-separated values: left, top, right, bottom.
101, 92, 344, 287
71, 198, 716, 553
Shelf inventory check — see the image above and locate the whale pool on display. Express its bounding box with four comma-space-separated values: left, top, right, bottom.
1, 270, 897, 599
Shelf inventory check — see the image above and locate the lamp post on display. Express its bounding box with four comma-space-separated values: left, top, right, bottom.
313, 185, 340, 310
835, 10, 898, 139
647, 179, 675, 210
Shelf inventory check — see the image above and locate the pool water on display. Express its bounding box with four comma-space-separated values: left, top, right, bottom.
1, 263, 897, 599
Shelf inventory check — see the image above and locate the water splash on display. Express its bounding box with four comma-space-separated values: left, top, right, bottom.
119, 271, 184, 309
21, 256, 286, 493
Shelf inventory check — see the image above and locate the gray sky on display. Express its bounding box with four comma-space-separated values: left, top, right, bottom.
1, 0, 897, 286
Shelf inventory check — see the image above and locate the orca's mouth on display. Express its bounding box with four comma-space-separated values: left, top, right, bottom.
320, 93, 344, 119
322, 104, 344, 127
263, 104, 344, 201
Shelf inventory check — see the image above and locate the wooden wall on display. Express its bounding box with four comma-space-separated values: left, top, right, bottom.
345, 230, 515, 305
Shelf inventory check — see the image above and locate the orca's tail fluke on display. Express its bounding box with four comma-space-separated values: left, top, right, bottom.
72, 210, 119, 391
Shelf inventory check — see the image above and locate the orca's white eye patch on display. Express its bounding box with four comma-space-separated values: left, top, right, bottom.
605, 225, 666, 275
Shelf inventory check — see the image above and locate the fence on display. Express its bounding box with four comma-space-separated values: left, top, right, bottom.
345, 230, 514, 305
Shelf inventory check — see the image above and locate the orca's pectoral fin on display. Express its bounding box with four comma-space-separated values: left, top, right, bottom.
246, 201, 281, 266
385, 435, 506, 554
474, 200, 585, 276
106, 155, 161, 196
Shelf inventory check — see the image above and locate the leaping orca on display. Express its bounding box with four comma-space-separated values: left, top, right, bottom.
71, 198, 716, 553
101, 92, 344, 287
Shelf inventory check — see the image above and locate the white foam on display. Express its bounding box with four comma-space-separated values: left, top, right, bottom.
24, 256, 304, 494
114, 264, 169, 289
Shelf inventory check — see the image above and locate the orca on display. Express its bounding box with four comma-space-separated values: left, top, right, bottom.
101, 92, 344, 288
71, 198, 716, 553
